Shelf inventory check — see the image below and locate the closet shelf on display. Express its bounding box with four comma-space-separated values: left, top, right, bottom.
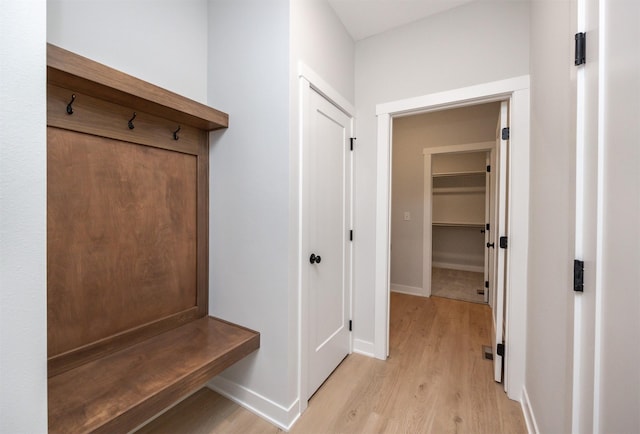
432, 170, 486, 178
432, 221, 485, 228
433, 186, 485, 194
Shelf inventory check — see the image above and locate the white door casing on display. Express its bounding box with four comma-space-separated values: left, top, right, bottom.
299, 66, 354, 407
571, 0, 598, 430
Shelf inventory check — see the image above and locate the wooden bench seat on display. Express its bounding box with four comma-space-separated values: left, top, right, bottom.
48, 317, 259, 434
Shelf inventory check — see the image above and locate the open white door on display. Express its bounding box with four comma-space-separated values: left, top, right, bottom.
483, 152, 491, 304
303, 88, 352, 400
492, 101, 509, 383
487, 149, 497, 309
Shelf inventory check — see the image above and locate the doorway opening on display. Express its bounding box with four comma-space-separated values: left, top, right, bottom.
389, 103, 500, 306
389, 101, 510, 383
374, 76, 530, 400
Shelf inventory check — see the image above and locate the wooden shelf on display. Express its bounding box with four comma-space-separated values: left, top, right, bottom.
432, 170, 485, 178
47, 44, 228, 131
48, 317, 259, 434
432, 221, 485, 228
433, 186, 485, 194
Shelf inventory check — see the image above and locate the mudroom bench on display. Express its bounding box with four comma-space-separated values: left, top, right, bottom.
46, 44, 259, 433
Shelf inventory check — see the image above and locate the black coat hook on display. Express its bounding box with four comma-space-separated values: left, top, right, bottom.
66, 94, 76, 115
128, 112, 136, 130
173, 126, 181, 140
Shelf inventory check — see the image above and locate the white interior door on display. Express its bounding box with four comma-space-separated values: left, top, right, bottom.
492, 100, 509, 383
304, 88, 352, 400
487, 149, 497, 309
483, 152, 491, 304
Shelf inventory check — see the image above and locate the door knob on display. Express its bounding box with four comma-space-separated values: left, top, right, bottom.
309, 253, 322, 264
486, 242, 495, 248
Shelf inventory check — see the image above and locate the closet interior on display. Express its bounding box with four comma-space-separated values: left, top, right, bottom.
431, 151, 488, 304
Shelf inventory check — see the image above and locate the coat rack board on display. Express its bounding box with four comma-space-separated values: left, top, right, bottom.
46, 44, 259, 433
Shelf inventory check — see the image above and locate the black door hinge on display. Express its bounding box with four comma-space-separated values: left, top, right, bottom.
486, 223, 490, 231
574, 259, 584, 292
575, 32, 586, 66
497, 343, 505, 357
485, 281, 489, 289
499, 236, 508, 249
486, 165, 491, 173
349, 320, 352, 331
349, 230, 353, 241
350, 137, 356, 151
502, 127, 510, 140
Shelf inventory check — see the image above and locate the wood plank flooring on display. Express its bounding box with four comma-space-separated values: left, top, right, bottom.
138, 293, 526, 433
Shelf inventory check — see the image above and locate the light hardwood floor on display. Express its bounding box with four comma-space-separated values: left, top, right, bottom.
138, 293, 526, 433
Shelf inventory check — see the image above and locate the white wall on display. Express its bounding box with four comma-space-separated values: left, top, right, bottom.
527, 1, 575, 431
391, 105, 498, 288
596, 0, 640, 430
0, 0, 48, 432
432, 226, 484, 270
47, 0, 208, 103
354, 1, 530, 346
528, 1, 640, 431
206, 0, 294, 423
207, 0, 354, 426
290, 0, 354, 103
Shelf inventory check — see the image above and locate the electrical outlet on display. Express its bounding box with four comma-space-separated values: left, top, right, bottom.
404, 212, 410, 221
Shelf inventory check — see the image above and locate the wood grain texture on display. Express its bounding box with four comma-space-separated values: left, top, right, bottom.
48, 317, 260, 434
45, 44, 251, 433
48, 127, 198, 358
47, 61, 213, 373
48, 307, 201, 378
48, 84, 201, 156
139, 294, 526, 434
47, 44, 228, 131
196, 136, 210, 318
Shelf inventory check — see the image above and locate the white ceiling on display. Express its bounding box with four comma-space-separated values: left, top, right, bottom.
327, 0, 476, 41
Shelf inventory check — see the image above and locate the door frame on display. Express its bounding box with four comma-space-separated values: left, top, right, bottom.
422, 142, 495, 298
373, 76, 530, 400
298, 62, 355, 413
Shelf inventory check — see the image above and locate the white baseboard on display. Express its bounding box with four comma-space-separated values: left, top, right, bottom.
390, 283, 424, 296
353, 338, 375, 357
432, 261, 484, 273
521, 386, 540, 434
207, 376, 299, 431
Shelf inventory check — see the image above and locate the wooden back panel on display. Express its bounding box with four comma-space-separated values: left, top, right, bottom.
48, 129, 197, 356
46, 44, 225, 376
